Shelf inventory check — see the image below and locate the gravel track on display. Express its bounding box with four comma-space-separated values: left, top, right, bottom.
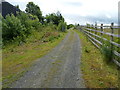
11, 30, 85, 88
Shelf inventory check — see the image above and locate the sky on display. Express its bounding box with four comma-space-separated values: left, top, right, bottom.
5, 0, 120, 25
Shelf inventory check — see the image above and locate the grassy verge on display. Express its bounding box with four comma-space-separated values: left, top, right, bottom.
2, 30, 67, 88
75, 29, 119, 88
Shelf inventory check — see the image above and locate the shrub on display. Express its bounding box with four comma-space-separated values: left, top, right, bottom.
2, 14, 26, 43
17, 12, 41, 36
58, 20, 67, 32
67, 24, 74, 29
27, 14, 41, 30
49, 36, 55, 42
84, 46, 90, 53
101, 40, 113, 63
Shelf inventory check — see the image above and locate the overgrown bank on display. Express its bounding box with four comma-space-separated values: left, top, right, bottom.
75, 29, 119, 88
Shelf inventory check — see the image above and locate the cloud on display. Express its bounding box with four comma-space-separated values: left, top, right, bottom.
64, 14, 117, 25
6, 0, 119, 25
106, 14, 111, 19
63, 1, 83, 7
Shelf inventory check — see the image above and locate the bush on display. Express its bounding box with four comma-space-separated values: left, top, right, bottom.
58, 20, 67, 32
26, 14, 41, 30
2, 14, 26, 43
101, 41, 113, 63
17, 12, 41, 35
67, 24, 74, 29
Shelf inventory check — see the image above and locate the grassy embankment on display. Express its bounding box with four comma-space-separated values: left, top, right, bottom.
75, 29, 119, 88
2, 27, 67, 88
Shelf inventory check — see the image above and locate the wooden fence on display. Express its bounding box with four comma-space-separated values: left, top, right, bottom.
78, 23, 120, 67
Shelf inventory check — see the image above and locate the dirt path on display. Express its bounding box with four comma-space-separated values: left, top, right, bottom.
11, 30, 85, 88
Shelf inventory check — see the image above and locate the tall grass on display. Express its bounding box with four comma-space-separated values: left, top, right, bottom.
101, 40, 113, 63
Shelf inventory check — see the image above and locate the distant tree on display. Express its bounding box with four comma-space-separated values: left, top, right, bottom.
45, 11, 64, 26
67, 24, 74, 29
25, 2, 43, 22
86, 23, 90, 28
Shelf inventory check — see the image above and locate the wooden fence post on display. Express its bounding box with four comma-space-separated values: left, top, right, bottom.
95, 22, 97, 38
110, 23, 114, 59
100, 24, 103, 47
101, 24, 103, 36
111, 23, 114, 41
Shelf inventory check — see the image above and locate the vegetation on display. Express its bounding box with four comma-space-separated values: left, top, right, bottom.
75, 29, 119, 88
2, 1, 67, 88
2, 2, 67, 45
2, 14, 26, 42
25, 2, 43, 22
67, 24, 74, 29
101, 40, 113, 63
45, 11, 64, 26
58, 20, 67, 32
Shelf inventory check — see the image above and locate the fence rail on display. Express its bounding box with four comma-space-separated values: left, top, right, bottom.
78, 23, 120, 67
85, 28, 120, 37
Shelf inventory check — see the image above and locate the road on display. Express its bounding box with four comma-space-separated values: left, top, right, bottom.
11, 30, 85, 88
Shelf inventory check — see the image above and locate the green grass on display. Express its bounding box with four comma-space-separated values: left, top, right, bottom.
2, 30, 67, 88
75, 29, 119, 88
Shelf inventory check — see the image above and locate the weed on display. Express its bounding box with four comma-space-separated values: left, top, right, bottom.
84, 46, 90, 53
101, 40, 113, 63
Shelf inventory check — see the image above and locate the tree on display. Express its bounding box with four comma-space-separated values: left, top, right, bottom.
45, 11, 64, 26
67, 24, 74, 29
25, 2, 43, 22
